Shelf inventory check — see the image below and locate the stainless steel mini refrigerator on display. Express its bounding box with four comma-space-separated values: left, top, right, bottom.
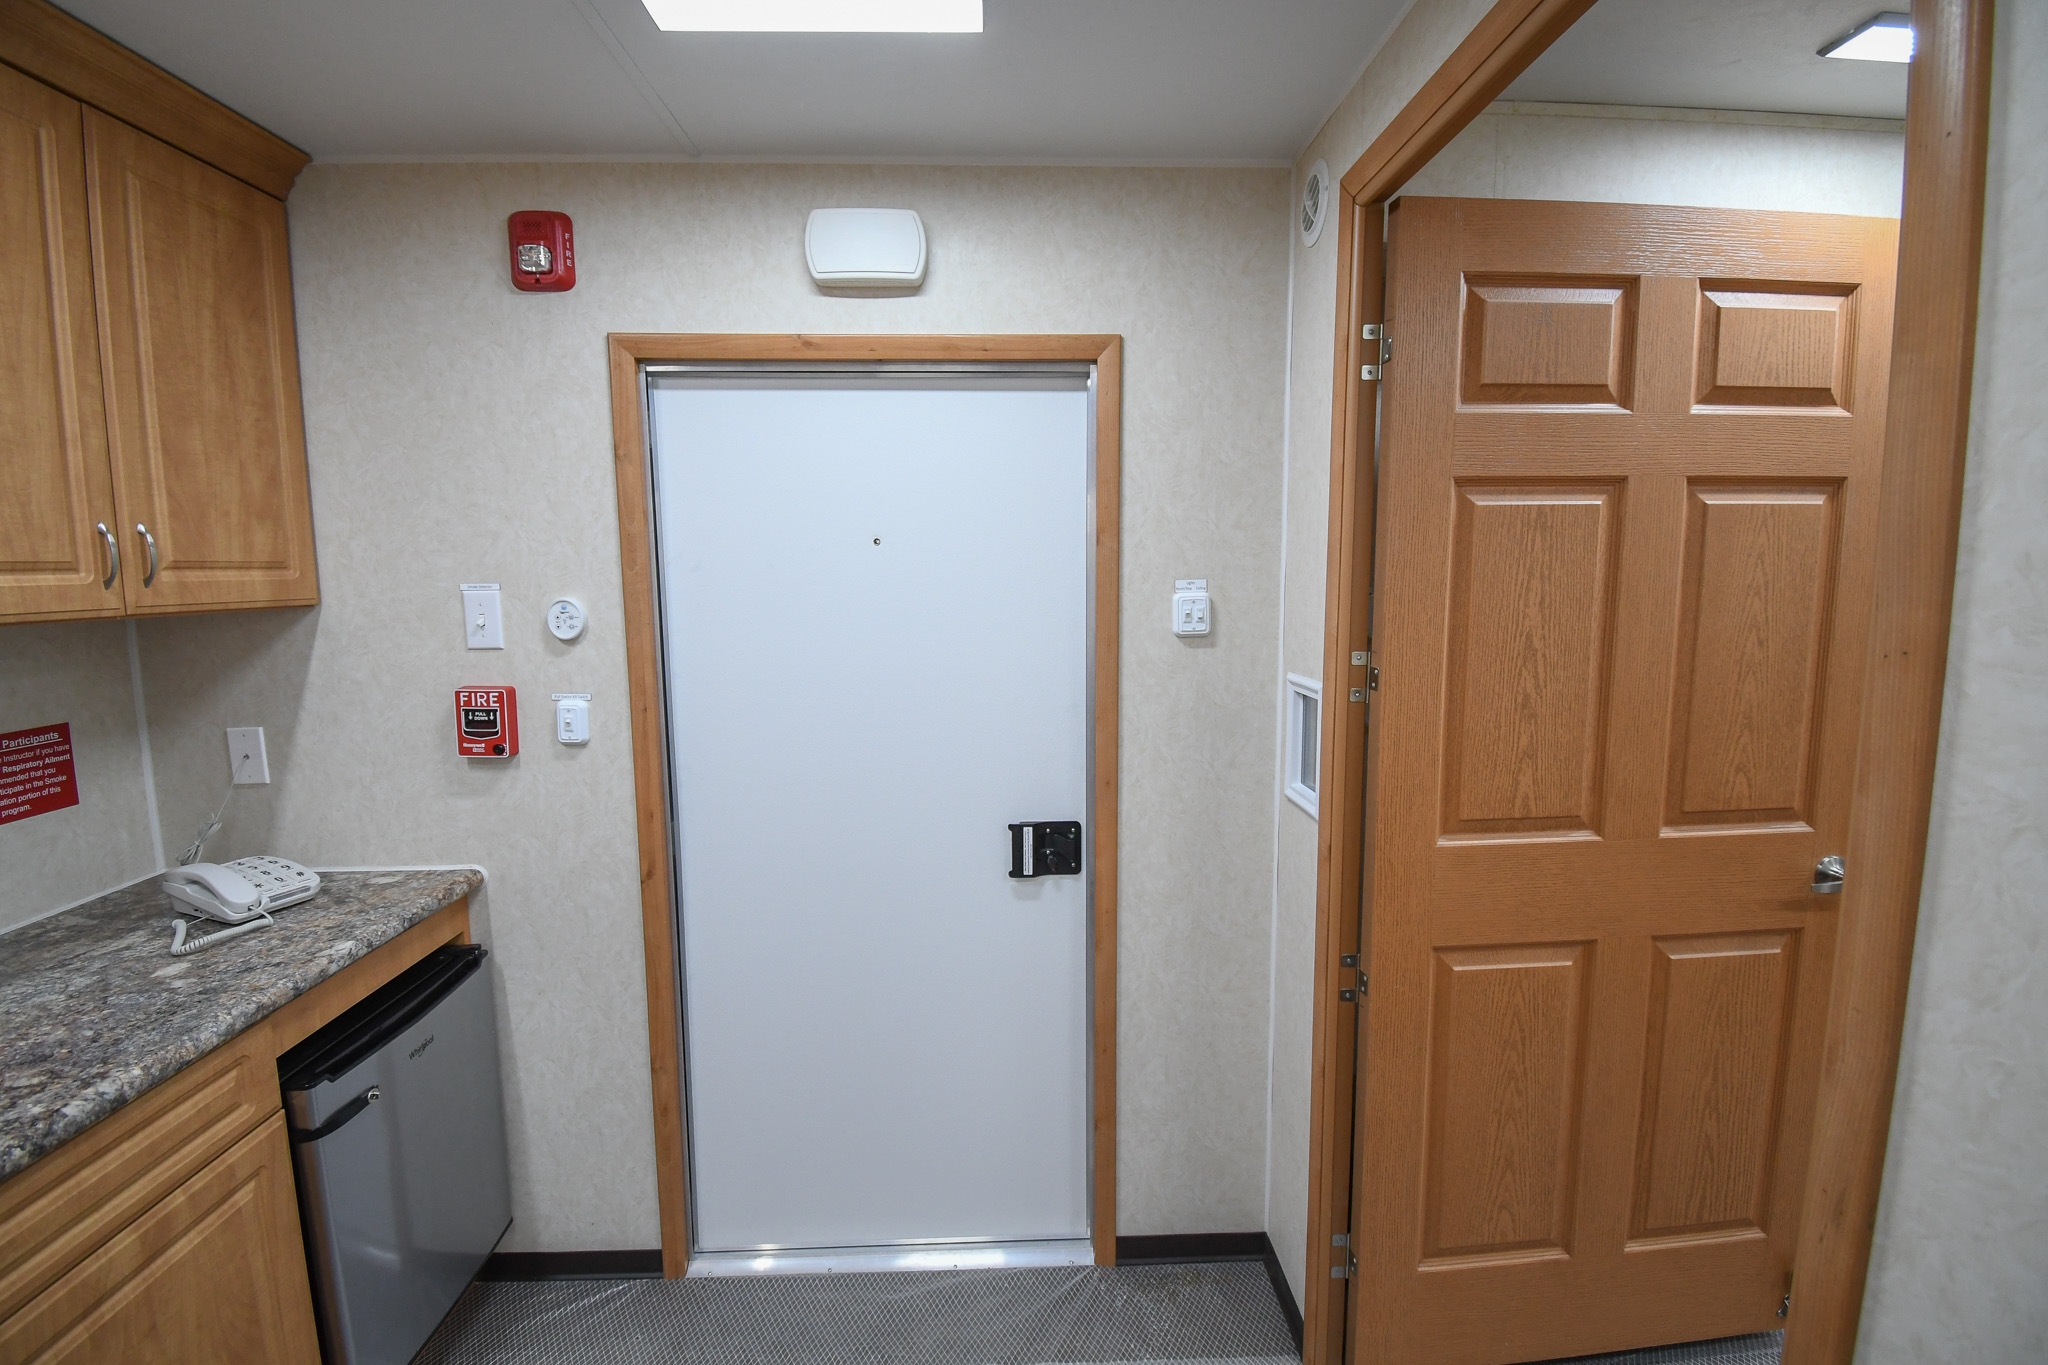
280, 944, 512, 1365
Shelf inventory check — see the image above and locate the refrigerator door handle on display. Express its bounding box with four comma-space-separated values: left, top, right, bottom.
289, 1084, 381, 1143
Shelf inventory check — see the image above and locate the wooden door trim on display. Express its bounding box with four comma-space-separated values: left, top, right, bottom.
1336, 0, 1598, 205
606, 332, 1124, 1277
1301, 0, 1993, 1362
0, 0, 307, 199
1782, 1, 1995, 1359
1301, 4, 1596, 1357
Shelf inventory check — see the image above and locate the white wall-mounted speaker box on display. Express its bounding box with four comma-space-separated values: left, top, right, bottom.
804, 208, 927, 290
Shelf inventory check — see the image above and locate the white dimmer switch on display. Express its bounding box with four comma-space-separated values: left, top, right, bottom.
462, 583, 504, 650
553, 693, 591, 745
1172, 579, 1211, 637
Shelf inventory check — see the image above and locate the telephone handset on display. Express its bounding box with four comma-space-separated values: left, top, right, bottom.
164, 857, 321, 956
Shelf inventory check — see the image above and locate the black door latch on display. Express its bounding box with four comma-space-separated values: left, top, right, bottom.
1009, 821, 1083, 878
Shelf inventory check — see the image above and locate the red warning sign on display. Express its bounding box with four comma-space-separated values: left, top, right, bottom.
0, 723, 79, 826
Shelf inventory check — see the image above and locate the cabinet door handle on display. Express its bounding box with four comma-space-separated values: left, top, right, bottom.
135, 522, 158, 587
96, 521, 119, 589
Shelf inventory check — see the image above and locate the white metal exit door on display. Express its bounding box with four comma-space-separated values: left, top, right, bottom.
647, 370, 1094, 1260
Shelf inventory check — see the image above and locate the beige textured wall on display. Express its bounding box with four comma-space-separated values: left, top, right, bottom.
1264, 89, 1906, 1301
1858, 3, 2048, 1358
1404, 103, 1904, 213
132, 161, 1293, 1250
0, 622, 158, 930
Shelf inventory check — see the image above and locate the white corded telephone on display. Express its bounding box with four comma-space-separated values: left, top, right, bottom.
164, 856, 321, 956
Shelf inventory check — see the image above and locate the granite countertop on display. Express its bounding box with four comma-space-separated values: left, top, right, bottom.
0, 866, 483, 1183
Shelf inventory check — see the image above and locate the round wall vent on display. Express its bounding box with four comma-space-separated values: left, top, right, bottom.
1300, 159, 1331, 247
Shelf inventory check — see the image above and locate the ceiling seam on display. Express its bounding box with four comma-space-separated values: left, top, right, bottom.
564, 0, 704, 157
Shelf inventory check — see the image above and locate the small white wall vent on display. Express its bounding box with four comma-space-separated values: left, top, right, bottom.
805, 208, 927, 291
1300, 159, 1330, 248
1285, 673, 1322, 818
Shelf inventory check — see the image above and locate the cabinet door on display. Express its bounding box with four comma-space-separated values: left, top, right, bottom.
0, 65, 119, 624
85, 110, 317, 614
0, 1111, 321, 1364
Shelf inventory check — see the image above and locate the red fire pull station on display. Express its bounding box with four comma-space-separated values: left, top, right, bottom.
507, 210, 575, 292
456, 687, 518, 758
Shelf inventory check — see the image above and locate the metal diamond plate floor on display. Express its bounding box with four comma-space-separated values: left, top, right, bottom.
1546, 1333, 1783, 1365
414, 1262, 1298, 1365
412, 1260, 1784, 1365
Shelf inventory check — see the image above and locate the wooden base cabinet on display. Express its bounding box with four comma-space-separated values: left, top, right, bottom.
0, 0, 315, 626
0, 1114, 320, 1364
0, 901, 473, 1364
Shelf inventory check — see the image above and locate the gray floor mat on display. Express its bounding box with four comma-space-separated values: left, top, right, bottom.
412, 1260, 1783, 1365
414, 1262, 1299, 1364
1543, 1333, 1783, 1365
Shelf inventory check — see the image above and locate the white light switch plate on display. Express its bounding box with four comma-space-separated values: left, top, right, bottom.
552, 692, 591, 745
226, 727, 270, 784
462, 583, 504, 650
1172, 578, 1211, 636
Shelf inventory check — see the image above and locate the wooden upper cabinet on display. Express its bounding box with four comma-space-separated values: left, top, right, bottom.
85, 108, 316, 614
0, 62, 118, 624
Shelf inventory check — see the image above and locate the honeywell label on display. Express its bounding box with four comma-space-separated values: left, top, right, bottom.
0, 723, 80, 826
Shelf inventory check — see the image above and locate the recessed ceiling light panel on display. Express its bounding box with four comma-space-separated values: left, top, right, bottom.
641, 0, 982, 32
1819, 11, 1914, 62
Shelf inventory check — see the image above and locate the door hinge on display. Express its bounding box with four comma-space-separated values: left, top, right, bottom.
1331, 1249, 1358, 1279
1779, 1271, 1794, 1318
1360, 324, 1390, 381
1338, 954, 1366, 1002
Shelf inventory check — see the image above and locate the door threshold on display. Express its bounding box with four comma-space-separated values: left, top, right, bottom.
687, 1239, 1095, 1277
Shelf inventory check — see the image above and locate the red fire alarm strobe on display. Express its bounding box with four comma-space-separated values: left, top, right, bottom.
456, 687, 518, 758
508, 210, 574, 292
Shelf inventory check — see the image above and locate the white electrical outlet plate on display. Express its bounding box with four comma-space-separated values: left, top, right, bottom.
226, 727, 270, 784
462, 583, 504, 649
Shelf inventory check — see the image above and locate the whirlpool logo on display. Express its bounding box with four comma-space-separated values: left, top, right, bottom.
408, 1034, 435, 1061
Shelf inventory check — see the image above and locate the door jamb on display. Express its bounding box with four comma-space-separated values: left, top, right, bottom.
606, 333, 1125, 1277
1297, 1, 1993, 1361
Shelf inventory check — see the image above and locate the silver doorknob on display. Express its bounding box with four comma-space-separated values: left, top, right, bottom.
1812, 855, 1845, 894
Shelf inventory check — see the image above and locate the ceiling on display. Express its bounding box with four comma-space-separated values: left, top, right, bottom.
49, 0, 1412, 163
1503, 0, 1910, 120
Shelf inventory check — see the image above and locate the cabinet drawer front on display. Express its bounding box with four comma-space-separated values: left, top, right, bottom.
0, 1030, 275, 1320
0, 1111, 319, 1365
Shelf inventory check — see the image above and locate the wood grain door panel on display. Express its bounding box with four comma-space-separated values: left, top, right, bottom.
1460, 277, 1638, 409
1356, 198, 1894, 1365
1629, 931, 1799, 1243
1421, 942, 1591, 1264
0, 64, 116, 623
85, 109, 316, 614
1442, 484, 1620, 840
1694, 284, 1858, 411
1667, 485, 1841, 831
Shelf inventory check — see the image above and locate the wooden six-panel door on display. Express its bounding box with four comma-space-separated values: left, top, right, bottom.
1351, 198, 1895, 1365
